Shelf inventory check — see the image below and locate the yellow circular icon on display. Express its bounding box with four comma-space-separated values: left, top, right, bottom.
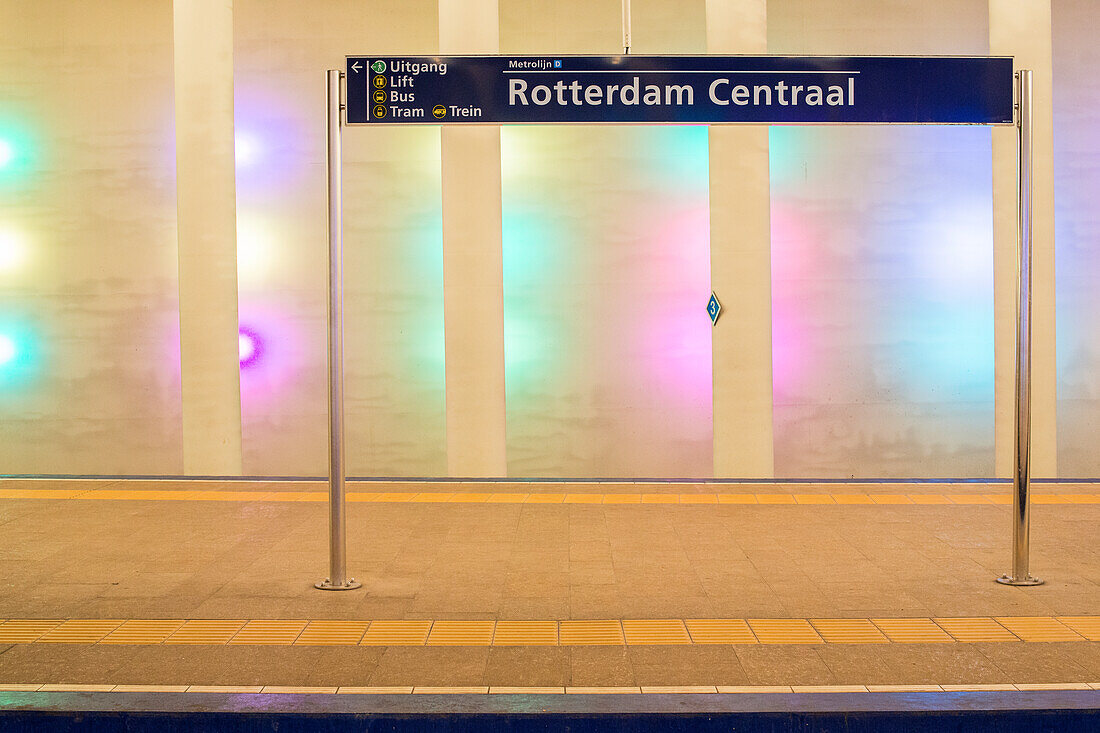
373, 75, 386, 88
373, 105, 387, 119
372, 90, 386, 103
432, 105, 446, 119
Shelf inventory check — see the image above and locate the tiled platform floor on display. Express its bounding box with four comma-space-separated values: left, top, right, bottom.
0, 479, 1098, 689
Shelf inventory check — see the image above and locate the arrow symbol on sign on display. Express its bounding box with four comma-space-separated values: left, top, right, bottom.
351, 61, 362, 73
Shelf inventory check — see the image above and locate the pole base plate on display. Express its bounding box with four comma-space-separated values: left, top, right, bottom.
996, 574, 1044, 586
314, 578, 362, 591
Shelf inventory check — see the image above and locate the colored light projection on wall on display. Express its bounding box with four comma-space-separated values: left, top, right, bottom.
769, 125, 995, 478
0, 122, 35, 185
227, 0, 445, 477
501, 126, 712, 478
1053, 0, 1100, 477
231, 76, 446, 475
0, 227, 28, 273
0, 324, 37, 387
0, 123, 37, 389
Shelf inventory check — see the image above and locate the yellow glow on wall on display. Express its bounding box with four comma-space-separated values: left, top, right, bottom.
0, 227, 28, 273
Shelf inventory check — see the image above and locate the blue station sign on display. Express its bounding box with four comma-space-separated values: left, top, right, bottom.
346, 55, 1014, 126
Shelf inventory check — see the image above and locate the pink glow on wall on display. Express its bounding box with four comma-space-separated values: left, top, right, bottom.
638, 201, 712, 399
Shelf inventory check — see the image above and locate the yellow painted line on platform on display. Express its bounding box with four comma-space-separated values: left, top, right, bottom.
946, 494, 993, 505
717, 494, 758, 504
375, 492, 415, 503
524, 494, 565, 504
486, 493, 528, 503
934, 617, 1019, 643
869, 495, 912, 505
794, 494, 835, 504
0, 489, 86, 499
832, 494, 876, 504
910, 494, 953, 505
603, 494, 641, 504
3, 488, 1100, 507
1032, 494, 1072, 504
679, 494, 719, 504
410, 493, 451, 503
755, 494, 797, 504
640, 494, 679, 504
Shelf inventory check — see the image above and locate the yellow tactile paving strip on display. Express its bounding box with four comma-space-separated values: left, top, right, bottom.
295, 621, 370, 646
685, 619, 757, 644
811, 619, 889, 644
1, 617, 1098, 647
872, 618, 955, 644
747, 619, 823, 644
994, 616, 1083, 642
934, 617, 1018, 643
559, 620, 626, 645
36, 620, 123, 644
622, 619, 691, 645
164, 620, 246, 645
493, 620, 558, 645
426, 621, 496, 646
360, 620, 432, 646
101, 620, 185, 645
1059, 616, 1100, 641
2, 488, 1100, 505
228, 620, 308, 646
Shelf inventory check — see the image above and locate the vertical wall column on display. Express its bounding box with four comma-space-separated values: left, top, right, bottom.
172, 0, 243, 475
438, 0, 507, 476
990, 0, 1056, 478
705, 0, 774, 478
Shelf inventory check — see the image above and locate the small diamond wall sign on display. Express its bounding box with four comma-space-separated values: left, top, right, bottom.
707, 292, 722, 326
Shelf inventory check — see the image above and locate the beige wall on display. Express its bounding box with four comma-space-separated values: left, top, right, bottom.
233, 0, 445, 476
500, 0, 714, 478
0, 0, 182, 474
1052, 0, 1100, 477
0, 1, 1087, 480
767, 0, 998, 477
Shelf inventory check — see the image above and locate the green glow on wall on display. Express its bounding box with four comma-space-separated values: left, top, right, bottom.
0, 119, 36, 184
0, 322, 39, 388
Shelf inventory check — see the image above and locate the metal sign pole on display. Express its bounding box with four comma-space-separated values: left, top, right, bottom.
998, 69, 1042, 587
317, 69, 360, 591
621, 0, 631, 54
